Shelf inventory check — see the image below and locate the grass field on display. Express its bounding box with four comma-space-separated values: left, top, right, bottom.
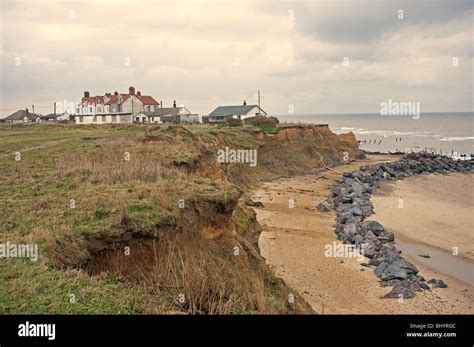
0, 123, 312, 314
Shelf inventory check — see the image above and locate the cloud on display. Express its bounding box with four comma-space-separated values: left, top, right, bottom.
0, 0, 472, 116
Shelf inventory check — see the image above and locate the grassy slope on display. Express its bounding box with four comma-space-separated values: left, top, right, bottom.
0, 123, 358, 314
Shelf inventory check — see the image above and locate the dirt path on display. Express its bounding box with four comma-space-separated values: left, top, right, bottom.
249, 155, 474, 314
0, 138, 75, 159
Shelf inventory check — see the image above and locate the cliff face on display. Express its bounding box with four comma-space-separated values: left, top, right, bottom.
82, 125, 362, 314
214, 125, 363, 186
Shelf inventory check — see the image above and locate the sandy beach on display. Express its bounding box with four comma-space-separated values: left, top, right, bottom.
250, 155, 474, 314
371, 174, 474, 261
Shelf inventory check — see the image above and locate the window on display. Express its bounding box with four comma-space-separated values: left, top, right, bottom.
93, 116, 97, 123
89, 106, 93, 113
151, 117, 154, 122
147, 106, 151, 111
154, 106, 158, 111
112, 115, 117, 123
97, 106, 102, 112
102, 115, 106, 122
112, 105, 117, 112
79, 116, 84, 123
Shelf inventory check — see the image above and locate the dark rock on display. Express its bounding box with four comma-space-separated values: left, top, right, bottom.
341, 196, 353, 204
244, 199, 264, 208
383, 286, 416, 299
374, 262, 388, 278
419, 282, 431, 290
417, 254, 430, 258
427, 279, 448, 288
396, 279, 423, 292
380, 279, 402, 287
316, 202, 331, 212
348, 206, 363, 216
416, 275, 426, 282
361, 220, 385, 235
379, 262, 408, 280
377, 230, 395, 243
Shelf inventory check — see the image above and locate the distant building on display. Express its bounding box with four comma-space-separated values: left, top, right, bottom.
206, 101, 267, 123
135, 101, 198, 124
75, 86, 160, 124
4, 109, 41, 123
38, 114, 58, 122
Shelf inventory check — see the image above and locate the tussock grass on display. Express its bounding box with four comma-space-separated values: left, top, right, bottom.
0, 124, 327, 314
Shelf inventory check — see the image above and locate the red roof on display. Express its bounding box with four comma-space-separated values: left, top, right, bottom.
105, 95, 119, 105
137, 95, 159, 105
82, 89, 159, 106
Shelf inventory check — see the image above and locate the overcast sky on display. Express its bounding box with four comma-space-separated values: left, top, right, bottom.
0, 0, 472, 116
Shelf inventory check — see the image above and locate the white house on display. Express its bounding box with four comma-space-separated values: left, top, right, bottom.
75, 86, 160, 124
135, 102, 198, 124
4, 109, 41, 123
134, 111, 162, 123
206, 102, 267, 123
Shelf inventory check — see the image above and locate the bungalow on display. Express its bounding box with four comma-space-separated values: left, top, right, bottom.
206, 101, 267, 123
4, 109, 41, 123
38, 114, 58, 122
134, 111, 163, 123
135, 101, 198, 124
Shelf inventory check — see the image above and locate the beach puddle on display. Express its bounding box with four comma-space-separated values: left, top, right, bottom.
394, 234, 474, 286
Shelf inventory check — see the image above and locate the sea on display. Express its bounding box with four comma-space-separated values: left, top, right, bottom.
277, 112, 474, 156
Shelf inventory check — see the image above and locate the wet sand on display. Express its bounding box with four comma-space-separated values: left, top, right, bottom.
250, 156, 474, 314
371, 173, 474, 261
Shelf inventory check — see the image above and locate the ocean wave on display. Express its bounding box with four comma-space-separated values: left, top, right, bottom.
439, 136, 474, 142
351, 129, 436, 138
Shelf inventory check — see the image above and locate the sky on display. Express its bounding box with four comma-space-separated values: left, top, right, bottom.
0, 0, 473, 117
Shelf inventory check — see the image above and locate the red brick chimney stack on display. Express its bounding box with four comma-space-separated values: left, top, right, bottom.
129, 86, 135, 95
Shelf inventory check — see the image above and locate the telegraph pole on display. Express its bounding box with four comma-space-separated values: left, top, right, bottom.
160, 101, 163, 123
257, 90, 261, 115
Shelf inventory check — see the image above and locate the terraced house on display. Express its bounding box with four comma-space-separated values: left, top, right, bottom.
75, 86, 160, 124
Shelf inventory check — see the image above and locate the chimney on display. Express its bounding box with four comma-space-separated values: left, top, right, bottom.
129, 86, 135, 95
243, 99, 247, 105
137, 91, 141, 96
114, 91, 118, 96
84, 91, 90, 98
173, 100, 177, 108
